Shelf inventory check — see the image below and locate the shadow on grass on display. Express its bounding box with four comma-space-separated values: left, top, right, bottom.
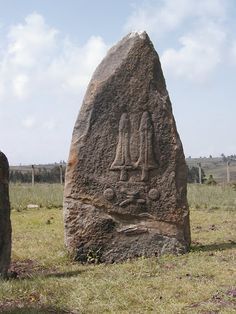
9, 258, 91, 281
12, 268, 89, 281
191, 241, 236, 252
44, 269, 83, 279
1, 306, 75, 314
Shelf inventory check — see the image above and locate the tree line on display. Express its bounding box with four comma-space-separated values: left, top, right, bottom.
10, 166, 66, 183
187, 166, 217, 185
9, 164, 214, 184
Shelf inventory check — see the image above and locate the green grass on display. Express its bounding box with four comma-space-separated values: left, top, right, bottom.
188, 184, 236, 210
0, 184, 235, 313
10, 183, 63, 211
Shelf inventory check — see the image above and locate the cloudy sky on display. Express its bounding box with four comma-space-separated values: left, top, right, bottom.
0, 0, 235, 165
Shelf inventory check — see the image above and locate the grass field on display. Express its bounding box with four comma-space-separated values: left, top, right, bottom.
0, 184, 235, 313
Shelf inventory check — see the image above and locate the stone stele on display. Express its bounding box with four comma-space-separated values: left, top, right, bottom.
63, 32, 191, 263
0, 151, 11, 277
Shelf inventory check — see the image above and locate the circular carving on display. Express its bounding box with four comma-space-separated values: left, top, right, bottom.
103, 188, 115, 201
148, 189, 159, 200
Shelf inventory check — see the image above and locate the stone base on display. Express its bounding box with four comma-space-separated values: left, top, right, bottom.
64, 202, 190, 263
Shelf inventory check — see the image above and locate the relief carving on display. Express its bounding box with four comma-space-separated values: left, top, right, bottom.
119, 191, 146, 207
111, 111, 158, 182
148, 188, 159, 200
110, 113, 133, 181
135, 111, 158, 181
103, 186, 159, 207
103, 188, 115, 200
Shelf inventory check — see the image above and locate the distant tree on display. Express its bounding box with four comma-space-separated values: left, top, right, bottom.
205, 174, 217, 185
187, 166, 206, 183
227, 155, 236, 161
221, 153, 227, 162
10, 165, 66, 183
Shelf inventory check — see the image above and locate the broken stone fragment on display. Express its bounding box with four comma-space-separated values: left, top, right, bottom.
64, 32, 191, 263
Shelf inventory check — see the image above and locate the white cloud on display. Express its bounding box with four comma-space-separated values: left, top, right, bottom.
12, 74, 29, 99
22, 116, 36, 128
231, 42, 236, 64
47, 36, 108, 93
161, 23, 226, 80
124, 0, 227, 36
0, 79, 4, 99
0, 12, 109, 103
0, 12, 110, 164
125, 0, 187, 35
124, 0, 230, 81
7, 13, 58, 68
43, 119, 56, 130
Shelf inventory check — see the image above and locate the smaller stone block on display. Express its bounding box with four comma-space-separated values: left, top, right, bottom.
0, 151, 11, 278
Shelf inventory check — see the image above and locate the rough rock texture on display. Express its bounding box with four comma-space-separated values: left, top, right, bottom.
64, 32, 191, 263
0, 151, 11, 277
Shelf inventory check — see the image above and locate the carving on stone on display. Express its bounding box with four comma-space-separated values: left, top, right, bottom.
111, 111, 158, 182
105, 186, 159, 206
148, 188, 159, 200
110, 113, 133, 181
135, 111, 158, 181
118, 225, 148, 235
103, 188, 115, 200
119, 191, 146, 207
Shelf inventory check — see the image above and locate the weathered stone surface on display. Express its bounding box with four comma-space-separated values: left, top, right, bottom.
64, 32, 191, 263
0, 151, 11, 277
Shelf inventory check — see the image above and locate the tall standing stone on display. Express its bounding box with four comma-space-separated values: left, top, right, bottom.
0, 151, 11, 277
64, 32, 191, 263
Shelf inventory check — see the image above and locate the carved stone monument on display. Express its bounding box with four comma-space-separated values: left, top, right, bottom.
0, 151, 11, 277
64, 32, 191, 263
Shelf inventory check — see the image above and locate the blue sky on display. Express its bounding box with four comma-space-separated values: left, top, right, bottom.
0, 0, 235, 165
